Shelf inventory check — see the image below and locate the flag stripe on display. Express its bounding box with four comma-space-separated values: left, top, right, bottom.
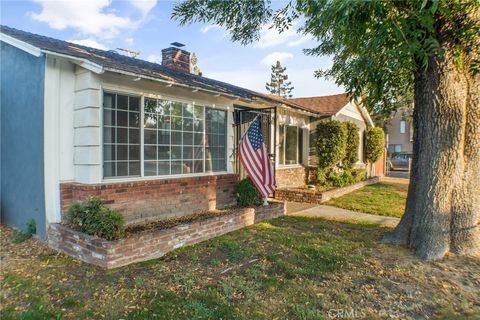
240, 141, 269, 196
238, 117, 276, 198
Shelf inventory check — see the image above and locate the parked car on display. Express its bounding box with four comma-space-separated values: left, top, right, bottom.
388, 152, 412, 171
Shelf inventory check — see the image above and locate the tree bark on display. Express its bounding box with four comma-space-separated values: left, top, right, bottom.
382, 45, 480, 260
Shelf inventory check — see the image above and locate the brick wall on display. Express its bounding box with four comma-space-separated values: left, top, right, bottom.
275, 177, 380, 204
276, 166, 307, 188
60, 174, 237, 225
48, 202, 286, 269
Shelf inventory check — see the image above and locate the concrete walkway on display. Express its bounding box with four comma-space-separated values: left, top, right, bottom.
289, 204, 400, 226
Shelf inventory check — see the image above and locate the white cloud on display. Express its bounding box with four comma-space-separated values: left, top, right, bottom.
261, 52, 294, 66
147, 54, 162, 63
208, 67, 343, 98
125, 37, 135, 46
287, 35, 311, 47
67, 38, 107, 50
200, 24, 221, 33
254, 25, 298, 48
29, 0, 145, 39
130, 0, 157, 16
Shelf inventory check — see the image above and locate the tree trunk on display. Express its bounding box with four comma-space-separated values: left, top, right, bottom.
382, 46, 480, 260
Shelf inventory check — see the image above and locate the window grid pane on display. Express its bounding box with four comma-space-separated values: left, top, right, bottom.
103, 92, 141, 178
143, 98, 209, 176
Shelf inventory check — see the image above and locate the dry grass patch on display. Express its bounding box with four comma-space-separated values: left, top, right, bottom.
1, 215, 479, 319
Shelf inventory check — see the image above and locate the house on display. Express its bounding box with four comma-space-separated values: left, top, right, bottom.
0, 26, 377, 240
386, 106, 413, 154
283, 94, 375, 187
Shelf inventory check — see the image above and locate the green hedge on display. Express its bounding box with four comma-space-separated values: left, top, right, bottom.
366, 127, 385, 163
315, 120, 347, 167
66, 197, 125, 241
236, 176, 262, 207
342, 121, 359, 170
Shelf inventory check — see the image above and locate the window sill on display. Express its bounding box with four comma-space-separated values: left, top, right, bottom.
277, 164, 305, 169
101, 171, 231, 184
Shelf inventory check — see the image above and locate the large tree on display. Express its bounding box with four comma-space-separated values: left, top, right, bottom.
266, 60, 294, 97
172, 0, 480, 260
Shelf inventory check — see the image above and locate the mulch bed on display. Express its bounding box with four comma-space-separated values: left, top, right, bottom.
124, 208, 236, 236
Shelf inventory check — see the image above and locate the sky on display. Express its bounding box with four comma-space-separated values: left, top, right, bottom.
0, 0, 343, 98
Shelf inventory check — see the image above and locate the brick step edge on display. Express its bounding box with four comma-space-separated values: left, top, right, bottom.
274, 177, 381, 204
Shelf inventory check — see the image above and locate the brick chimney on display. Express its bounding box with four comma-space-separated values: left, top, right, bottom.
161, 46, 190, 73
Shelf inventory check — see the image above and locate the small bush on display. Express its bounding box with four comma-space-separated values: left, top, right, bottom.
12, 219, 36, 244
327, 170, 354, 188
342, 121, 359, 170
352, 169, 367, 182
236, 176, 262, 207
66, 197, 125, 240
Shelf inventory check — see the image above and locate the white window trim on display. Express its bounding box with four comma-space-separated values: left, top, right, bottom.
100, 88, 230, 181
278, 124, 305, 167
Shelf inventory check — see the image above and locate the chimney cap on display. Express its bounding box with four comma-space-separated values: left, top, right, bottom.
170, 42, 185, 48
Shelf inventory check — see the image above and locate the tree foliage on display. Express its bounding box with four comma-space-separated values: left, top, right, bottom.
342, 121, 359, 170
190, 52, 202, 75
265, 60, 294, 98
366, 127, 385, 164
172, 0, 479, 118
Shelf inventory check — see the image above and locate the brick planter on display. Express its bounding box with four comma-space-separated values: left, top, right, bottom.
60, 174, 237, 225
275, 177, 380, 204
47, 202, 285, 269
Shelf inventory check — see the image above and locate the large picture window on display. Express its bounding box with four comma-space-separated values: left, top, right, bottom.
143, 98, 205, 176
278, 124, 304, 165
103, 91, 227, 179
103, 92, 141, 178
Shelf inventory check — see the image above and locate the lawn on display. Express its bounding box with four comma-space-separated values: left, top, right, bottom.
1, 215, 479, 320
326, 178, 408, 218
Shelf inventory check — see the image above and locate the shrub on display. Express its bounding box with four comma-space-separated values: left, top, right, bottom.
352, 169, 367, 182
66, 197, 125, 240
342, 121, 359, 170
328, 170, 354, 188
236, 176, 262, 207
366, 127, 385, 163
315, 120, 348, 170
12, 219, 36, 244
315, 120, 348, 185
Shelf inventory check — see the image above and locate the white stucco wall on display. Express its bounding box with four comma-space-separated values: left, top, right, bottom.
44, 56, 76, 224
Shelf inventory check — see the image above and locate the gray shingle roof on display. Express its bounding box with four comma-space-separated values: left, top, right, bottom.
0, 25, 321, 116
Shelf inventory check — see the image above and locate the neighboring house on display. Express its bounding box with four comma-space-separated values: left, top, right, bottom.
0, 26, 377, 240
386, 107, 413, 154
287, 94, 375, 185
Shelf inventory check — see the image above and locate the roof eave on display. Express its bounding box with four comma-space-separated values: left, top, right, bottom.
0, 32, 42, 57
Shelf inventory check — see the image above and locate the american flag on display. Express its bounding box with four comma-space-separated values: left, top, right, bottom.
239, 117, 275, 198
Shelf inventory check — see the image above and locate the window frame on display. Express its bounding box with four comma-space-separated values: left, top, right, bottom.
101, 89, 229, 181
102, 91, 142, 179
400, 120, 406, 134
278, 123, 304, 167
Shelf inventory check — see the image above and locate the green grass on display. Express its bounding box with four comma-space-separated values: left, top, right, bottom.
1, 214, 479, 319
326, 182, 407, 218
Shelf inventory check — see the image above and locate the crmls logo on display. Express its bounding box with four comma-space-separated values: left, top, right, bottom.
327, 308, 367, 319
